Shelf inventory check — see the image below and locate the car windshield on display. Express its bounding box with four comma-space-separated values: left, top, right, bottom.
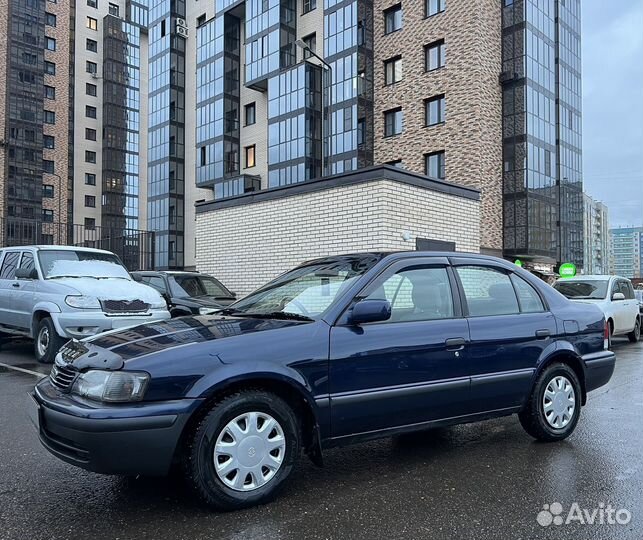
39, 250, 130, 280
226, 256, 381, 319
170, 275, 234, 299
554, 280, 609, 300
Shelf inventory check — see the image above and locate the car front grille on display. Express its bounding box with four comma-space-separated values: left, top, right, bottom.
101, 299, 149, 313
59, 340, 87, 362
50, 364, 78, 392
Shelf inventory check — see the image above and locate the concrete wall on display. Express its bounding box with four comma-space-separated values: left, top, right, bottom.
196, 177, 480, 295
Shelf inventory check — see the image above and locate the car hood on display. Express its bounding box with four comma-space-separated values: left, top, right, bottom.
47, 277, 164, 304
61, 315, 307, 366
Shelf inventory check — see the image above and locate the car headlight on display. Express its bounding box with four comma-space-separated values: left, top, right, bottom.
65, 295, 101, 309
150, 300, 168, 309
198, 307, 218, 315
71, 370, 149, 402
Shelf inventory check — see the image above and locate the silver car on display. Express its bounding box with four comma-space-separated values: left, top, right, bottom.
0, 246, 170, 363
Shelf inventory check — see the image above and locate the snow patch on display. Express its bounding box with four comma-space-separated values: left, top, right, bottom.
48, 260, 131, 279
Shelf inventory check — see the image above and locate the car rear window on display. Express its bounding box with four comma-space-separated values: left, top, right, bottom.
554, 280, 608, 300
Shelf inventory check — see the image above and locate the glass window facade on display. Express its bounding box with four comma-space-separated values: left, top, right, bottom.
502, 0, 583, 267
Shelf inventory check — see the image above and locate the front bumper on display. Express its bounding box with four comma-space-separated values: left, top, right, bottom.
583, 350, 616, 393
51, 309, 171, 339
31, 378, 202, 476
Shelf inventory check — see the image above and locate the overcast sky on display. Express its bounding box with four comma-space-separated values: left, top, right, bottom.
582, 0, 643, 228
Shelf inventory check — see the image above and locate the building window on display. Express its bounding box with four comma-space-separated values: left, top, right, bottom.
86, 61, 97, 74
425, 151, 445, 179
384, 4, 402, 34
425, 39, 446, 71
196, 14, 206, 26
245, 102, 256, 126
44, 110, 56, 124
87, 16, 98, 30
84, 217, 96, 230
43, 185, 55, 198
108, 2, 119, 16
425, 94, 446, 125
357, 118, 365, 145
86, 105, 97, 118
85, 195, 96, 208
86, 38, 98, 52
85, 173, 96, 185
87, 0, 97, 6
43, 135, 55, 149
44, 61, 56, 75
384, 56, 403, 85
384, 107, 403, 137
45, 12, 56, 26
245, 145, 256, 168
85, 128, 97, 141
44, 85, 55, 99
386, 159, 403, 167
303, 0, 317, 13
42, 210, 54, 223
45, 37, 56, 51
85, 151, 96, 164
199, 146, 206, 166
302, 33, 316, 59
425, 0, 445, 17
86, 83, 97, 96
43, 160, 55, 173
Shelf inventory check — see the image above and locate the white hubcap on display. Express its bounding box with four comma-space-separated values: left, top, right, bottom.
214, 411, 286, 492
543, 375, 576, 429
37, 327, 50, 358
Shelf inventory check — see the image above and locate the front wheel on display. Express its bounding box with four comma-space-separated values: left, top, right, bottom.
628, 317, 640, 343
519, 363, 582, 442
184, 390, 300, 511
34, 317, 65, 364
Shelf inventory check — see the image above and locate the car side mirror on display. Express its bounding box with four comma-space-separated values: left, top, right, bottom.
15, 268, 38, 280
612, 292, 625, 301
131, 273, 142, 282
349, 299, 392, 325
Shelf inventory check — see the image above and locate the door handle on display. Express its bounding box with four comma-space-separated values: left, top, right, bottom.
11, 282, 20, 288
535, 329, 550, 339
445, 337, 466, 351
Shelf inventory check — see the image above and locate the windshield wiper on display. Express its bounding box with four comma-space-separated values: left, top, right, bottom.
241, 311, 314, 322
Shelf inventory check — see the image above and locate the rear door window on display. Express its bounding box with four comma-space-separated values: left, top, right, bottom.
19, 252, 35, 271
510, 274, 545, 313
0, 251, 20, 279
456, 266, 520, 317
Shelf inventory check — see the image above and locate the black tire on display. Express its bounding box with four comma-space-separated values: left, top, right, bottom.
185, 390, 300, 511
627, 317, 640, 343
519, 363, 582, 442
34, 317, 65, 364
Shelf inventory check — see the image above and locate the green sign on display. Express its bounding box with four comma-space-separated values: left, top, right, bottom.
559, 262, 577, 278
514, 259, 523, 267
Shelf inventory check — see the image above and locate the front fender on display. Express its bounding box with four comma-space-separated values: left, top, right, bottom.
31, 301, 62, 337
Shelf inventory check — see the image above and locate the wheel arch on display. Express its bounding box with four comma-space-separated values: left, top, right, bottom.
176, 373, 324, 467
534, 349, 587, 406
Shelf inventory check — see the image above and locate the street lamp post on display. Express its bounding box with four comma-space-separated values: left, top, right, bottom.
295, 39, 332, 177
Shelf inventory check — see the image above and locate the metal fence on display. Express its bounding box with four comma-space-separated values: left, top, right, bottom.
0, 218, 155, 271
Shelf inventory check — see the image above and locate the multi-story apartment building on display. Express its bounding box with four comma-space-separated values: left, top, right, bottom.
0, 0, 584, 273
582, 193, 609, 275
610, 227, 643, 279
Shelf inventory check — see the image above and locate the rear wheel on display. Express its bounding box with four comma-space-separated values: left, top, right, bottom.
628, 317, 640, 343
184, 390, 300, 511
34, 317, 65, 364
519, 363, 582, 442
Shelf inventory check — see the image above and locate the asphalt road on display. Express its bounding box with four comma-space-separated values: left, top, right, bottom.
0, 338, 641, 540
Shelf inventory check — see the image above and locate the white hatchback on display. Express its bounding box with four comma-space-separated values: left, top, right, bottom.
554, 275, 641, 346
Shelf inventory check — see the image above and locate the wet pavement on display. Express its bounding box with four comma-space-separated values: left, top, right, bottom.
0, 338, 641, 540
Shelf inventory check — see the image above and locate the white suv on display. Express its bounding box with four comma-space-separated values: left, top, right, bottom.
554, 275, 641, 346
0, 246, 170, 363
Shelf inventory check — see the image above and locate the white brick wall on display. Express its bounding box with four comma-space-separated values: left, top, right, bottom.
196, 180, 480, 296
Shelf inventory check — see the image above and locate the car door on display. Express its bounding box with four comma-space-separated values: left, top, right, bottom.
13, 250, 38, 330
328, 257, 470, 439
0, 250, 22, 327
452, 260, 557, 413
610, 279, 627, 333
619, 279, 639, 332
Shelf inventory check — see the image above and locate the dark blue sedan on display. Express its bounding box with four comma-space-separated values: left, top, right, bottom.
30, 252, 615, 510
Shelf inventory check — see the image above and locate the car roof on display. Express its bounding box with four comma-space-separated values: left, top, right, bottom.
300, 251, 508, 266
0, 245, 115, 255
558, 275, 620, 281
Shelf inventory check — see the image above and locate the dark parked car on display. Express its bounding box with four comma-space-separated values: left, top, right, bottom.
30, 252, 615, 510
132, 271, 236, 317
